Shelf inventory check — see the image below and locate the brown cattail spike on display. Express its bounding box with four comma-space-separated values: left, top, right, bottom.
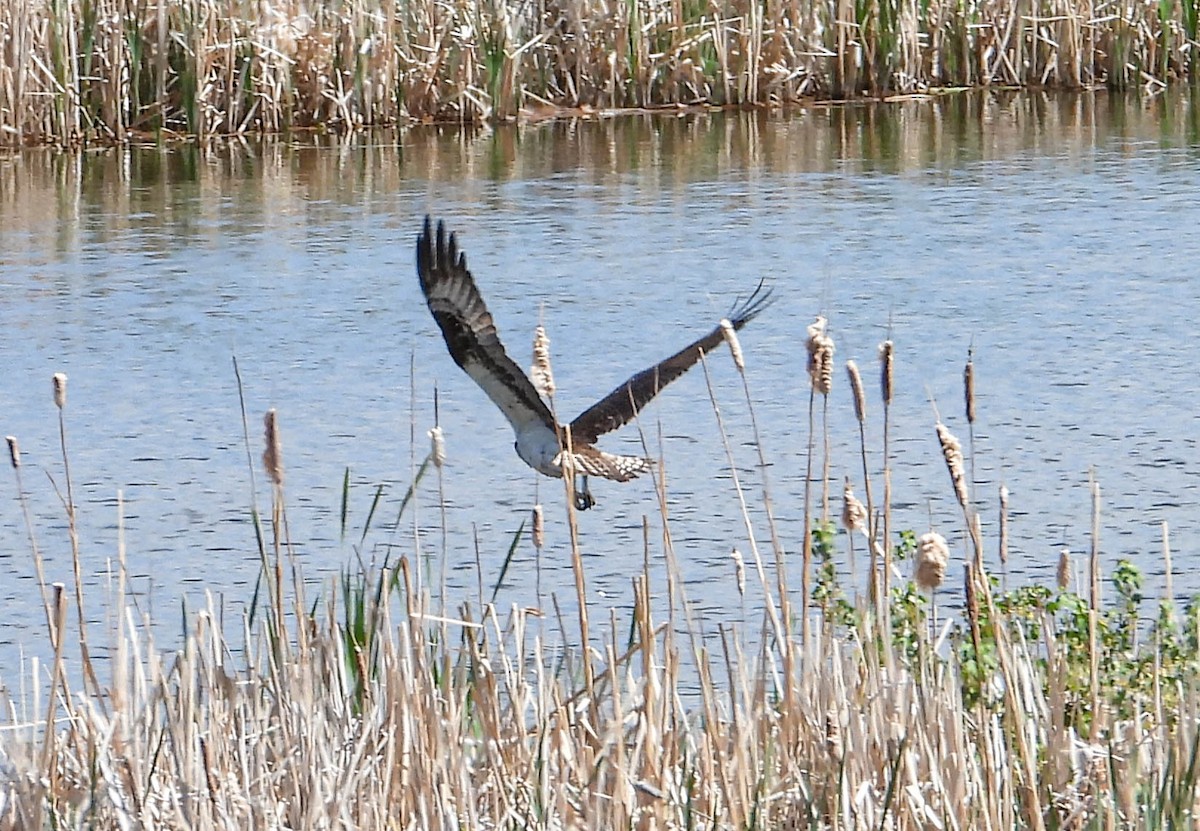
999, 485, 1010, 566
52, 373, 68, 410
262, 409, 284, 486
1057, 548, 1071, 591
806, 316, 834, 395
532, 325, 556, 399
916, 531, 949, 591
824, 710, 843, 759
532, 504, 545, 549
846, 360, 866, 423
878, 340, 894, 406
429, 426, 446, 469
720, 318, 745, 371
5, 436, 19, 469
936, 422, 969, 509
964, 348, 976, 424
730, 548, 746, 597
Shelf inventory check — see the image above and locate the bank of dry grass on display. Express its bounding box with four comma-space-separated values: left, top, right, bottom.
0, 0, 1198, 146
2, 331, 1200, 829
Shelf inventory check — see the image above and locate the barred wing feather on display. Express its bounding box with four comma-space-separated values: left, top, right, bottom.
568, 281, 774, 445
416, 217, 555, 437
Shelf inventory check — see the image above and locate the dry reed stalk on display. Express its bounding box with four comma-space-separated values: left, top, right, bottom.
1161, 520, 1173, 609
998, 483, 1009, 571
720, 312, 792, 708
6, 434, 54, 639
695, 352, 786, 650
49, 372, 102, 700
1088, 473, 1101, 742
845, 359, 877, 593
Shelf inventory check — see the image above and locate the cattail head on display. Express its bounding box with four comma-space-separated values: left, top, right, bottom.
878, 340, 894, 406
532, 325, 556, 399
999, 484, 1010, 566
730, 548, 746, 597
5, 436, 19, 469
936, 422, 969, 509
532, 504, 545, 549
824, 710, 843, 759
806, 316, 834, 395
964, 350, 976, 425
846, 360, 866, 423
262, 409, 284, 486
720, 318, 745, 372
52, 373, 67, 410
841, 479, 867, 536
916, 531, 949, 591
428, 426, 446, 469
1057, 548, 1071, 591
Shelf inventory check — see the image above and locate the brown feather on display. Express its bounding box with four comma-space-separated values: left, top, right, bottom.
416, 217, 555, 434
568, 281, 773, 444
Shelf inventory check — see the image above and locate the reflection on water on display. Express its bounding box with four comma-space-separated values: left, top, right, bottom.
1, 89, 1199, 675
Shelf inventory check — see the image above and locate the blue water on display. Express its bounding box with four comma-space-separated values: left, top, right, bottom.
1, 90, 1198, 679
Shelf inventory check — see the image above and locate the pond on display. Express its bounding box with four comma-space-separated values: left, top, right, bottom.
1, 90, 1199, 678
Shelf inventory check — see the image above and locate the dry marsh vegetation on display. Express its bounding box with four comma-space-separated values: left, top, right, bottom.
1, 0, 1198, 146
3, 333, 1200, 829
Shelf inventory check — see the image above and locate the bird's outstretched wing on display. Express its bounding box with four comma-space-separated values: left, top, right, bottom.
416, 216, 555, 435
568, 281, 774, 445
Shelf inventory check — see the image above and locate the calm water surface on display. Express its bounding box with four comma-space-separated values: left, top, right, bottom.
1, 91, 1199, 677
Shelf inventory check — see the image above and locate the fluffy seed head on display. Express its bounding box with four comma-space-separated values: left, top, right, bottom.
846, 360, 866, 423
262, 409, 284, 486
720, 318, 745, 371
429, 426, 446, 469
1057, 548, 1071, 591
532, 504, 545, 549
841, 480, 867, 535
5, 436, 19, 469
532, 325, 556, 399
52, 373, 67, 410
806, 316, 834, 395
878, 340, 894, 405
916, 531, 949, 591
936, 422, 969, 509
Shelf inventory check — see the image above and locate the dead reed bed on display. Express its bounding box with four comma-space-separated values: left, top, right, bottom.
1, 0, 1197, 146
3, 319, 1200, 829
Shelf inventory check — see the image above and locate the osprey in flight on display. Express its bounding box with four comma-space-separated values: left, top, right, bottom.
416, 216, 773, 509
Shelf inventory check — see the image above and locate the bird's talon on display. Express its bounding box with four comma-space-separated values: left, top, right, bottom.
574, 481, 596, 511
